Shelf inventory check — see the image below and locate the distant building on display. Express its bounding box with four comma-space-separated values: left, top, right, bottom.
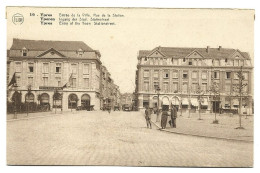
100, 65, 121, 110
121, 93, 134, 106
7, 38, 103, 111
135, 46, 253, 114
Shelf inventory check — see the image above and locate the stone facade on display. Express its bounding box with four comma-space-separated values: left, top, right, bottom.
7, 39, 103, 111
135, 46, 253, 114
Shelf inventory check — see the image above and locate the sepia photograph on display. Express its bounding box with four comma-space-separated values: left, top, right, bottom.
5, 6, 254, 167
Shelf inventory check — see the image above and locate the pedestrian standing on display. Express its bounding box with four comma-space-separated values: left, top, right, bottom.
170, 105, 178, 128
145, 107, 152, 129
161, 105, 169, 129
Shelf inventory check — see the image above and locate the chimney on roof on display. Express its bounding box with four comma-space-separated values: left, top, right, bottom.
206, 46, 210, 53
218, 46, 222, 51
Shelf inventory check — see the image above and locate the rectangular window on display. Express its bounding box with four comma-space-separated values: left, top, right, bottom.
154, 82, 159, 90
143, 82, 149, 91
202, 83, 207, 92
243, 84, 248, 93
56, 63, 61, 73
192, 83, 198, 93
182, 83, 188, 93
83, 64, 90, 74
234, 60, 239, 66
225, 84, 231, 92
28, 63, 34, 73
214, 71, 219, 79
16, 76, 21, 86
183, 72, 188, 79
28, 77, 33, 86
234, 73, 239, 79
226, 72, 231, 79
15, 62, 22, 72
71, 64, 77, 74
84, 78, 90, 88
22, 50, 27, 56
189, 61, 192, 65
153, 70, 159, 78
163, 82, 169, 93
163, 71, 169, 78
192, 71, 198, 79
143, 70, 149, 78
202, 71, 207, 79
243, 72, 249, 80
172, 82, 178, 93
172, 71, 178, 78
43, 63, 49, 73
72, 78, 76, 88
55, 77, 61, 87
43, 77, 48, 86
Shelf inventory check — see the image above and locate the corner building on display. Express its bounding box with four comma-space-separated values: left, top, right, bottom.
135, 46, 253, 114
7, 39, 102, 111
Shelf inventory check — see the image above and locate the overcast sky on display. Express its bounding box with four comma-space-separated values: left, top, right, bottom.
7, 8, 254, 93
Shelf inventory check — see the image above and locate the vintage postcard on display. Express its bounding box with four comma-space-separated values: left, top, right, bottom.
6, 7, 254, 167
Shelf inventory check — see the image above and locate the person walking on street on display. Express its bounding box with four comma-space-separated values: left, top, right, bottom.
170, 105, 178, 128
145, 106, 152, 129
161, 105, 169, 129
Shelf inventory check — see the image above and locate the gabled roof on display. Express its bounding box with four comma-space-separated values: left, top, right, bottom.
36, 48, 66, 57
10, 38, 94, 51
139, 46, 250, 59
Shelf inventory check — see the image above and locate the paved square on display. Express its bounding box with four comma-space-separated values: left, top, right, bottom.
7, 111, 253, 167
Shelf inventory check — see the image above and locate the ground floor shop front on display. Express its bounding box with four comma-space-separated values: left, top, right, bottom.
137, 93, 253, 115
7, 89, 101, 112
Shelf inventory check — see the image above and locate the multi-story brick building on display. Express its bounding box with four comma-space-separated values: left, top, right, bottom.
100, 65, 121, 110
7, 38, 103, 111
135, 46, 253, 114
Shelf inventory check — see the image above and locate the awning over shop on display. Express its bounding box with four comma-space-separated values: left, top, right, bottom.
171, 99, 179, 105
182, 98, 189, 105
201, 98, 208, 106
191, 98, 199, 106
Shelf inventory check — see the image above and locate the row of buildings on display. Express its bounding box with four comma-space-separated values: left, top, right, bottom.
134, 46, 253, 114
7, 39, 121, 111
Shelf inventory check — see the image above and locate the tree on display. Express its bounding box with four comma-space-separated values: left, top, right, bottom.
208, 69, 220, 124
196, 84, 204, 120
233, 66, 248, 129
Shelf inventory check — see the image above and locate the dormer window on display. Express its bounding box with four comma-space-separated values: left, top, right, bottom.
22, 47, 28, 56
77, 48, 84, 56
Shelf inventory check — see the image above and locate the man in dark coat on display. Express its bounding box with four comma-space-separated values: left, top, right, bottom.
145, 107, 152, 129
170, 105, 178, 128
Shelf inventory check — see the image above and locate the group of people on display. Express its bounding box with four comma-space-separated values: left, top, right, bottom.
145, 104, 178, 129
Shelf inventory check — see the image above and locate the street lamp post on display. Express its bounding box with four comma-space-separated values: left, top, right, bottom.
156, 86, 161, 122
13, 83, 18, 119
26, 85, 32, 117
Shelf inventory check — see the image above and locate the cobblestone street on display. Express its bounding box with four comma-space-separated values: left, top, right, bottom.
7, 111, 253, 167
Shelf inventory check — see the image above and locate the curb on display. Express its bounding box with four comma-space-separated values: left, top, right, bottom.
151, 121, 253, 143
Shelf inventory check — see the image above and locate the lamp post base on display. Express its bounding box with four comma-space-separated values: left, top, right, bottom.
235, 126, 245, 129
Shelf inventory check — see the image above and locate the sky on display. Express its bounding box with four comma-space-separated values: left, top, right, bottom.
7, 8, 254, 93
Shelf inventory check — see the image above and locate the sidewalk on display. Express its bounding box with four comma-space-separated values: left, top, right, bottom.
6, 109, 87, 121
151, 112, 253, 142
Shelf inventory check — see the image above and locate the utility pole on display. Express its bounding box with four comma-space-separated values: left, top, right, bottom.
156, 86, 161, 122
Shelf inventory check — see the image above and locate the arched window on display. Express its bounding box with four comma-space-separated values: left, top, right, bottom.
68, 94, 78, 109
